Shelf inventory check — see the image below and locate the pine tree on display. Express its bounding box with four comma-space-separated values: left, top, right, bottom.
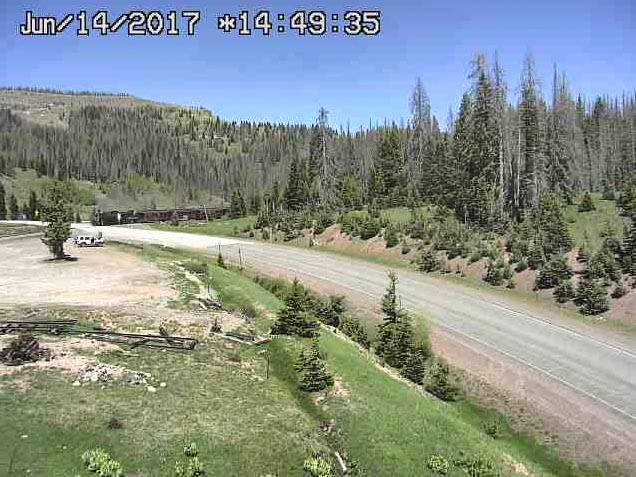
284, 156, 305, 211
339, 315, 370, 349
578, 192, 596, 212
41, 181, 73, 259
8, 193, 19, 220
229, 189, 246, 218
297, 340, 334, 392
532, 193, 573, 256
554, 280, 575, 303
574, 278, 609, 315
535, 254, 572, 289
371, 129, 406, 207
417, 249, 440, 272
519, 54, 544, 214
271, 278, 320, 338
0, 182, 6, 220
401, 346, 428, 384
426, 359, 460, 401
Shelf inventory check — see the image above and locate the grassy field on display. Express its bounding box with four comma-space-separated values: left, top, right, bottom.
154, 216, 257, 238
564, 194, 628, 252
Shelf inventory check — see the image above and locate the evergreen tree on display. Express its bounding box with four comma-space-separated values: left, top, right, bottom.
574, 278, 609, 315
339, 315, 370, 349
297, 340, 334, 392
426, 359, 461, 401
8, 193, 19, 219
401, 346, 428, 385
41, 181, 73, 259
554, 280, 575, 303
0, 182, 6, 220
578, 192, 596, 212
417, 249, 440, 272
284, 156, 305, 211
371, 129, 406, 207
315, 295, 346, 328
518, 54, 544, 214
532, 193, 573, 256
339, 173, 362, 209
229, 189, 247, 218
535, 254, 572, 289
27, 190, 38, 220
271, 278, 320, 338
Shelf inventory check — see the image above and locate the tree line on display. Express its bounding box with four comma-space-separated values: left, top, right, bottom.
1, 53, 635, 229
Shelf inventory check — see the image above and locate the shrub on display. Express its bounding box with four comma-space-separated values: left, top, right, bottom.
575, 279, 609, 315
484, 262, 504, 286
384, 226, 400, 248
425, 360, 460, 402
81, 448, 124, 477
505, 278, 516, 289
553, 281, 575, 303
514, 259, 528, 273
535, 255, 572, 289
401, 243, 412, 255
482, 420, 503, 439
303, 455, 332, 477
184, 260, 208, 277
453, 454, 499, 477
261, 227, 270, 240
339, 315, 370, 349
578, 192, 596, 212
417, 249, 440, 273
216, 253, 226, 269
426, 455, 449, 475
106, 416, 124, 430
611, 282, 627, 299
183, 442, 198, 458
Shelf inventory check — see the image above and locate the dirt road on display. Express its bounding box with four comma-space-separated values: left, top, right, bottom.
5, 221, 636, 467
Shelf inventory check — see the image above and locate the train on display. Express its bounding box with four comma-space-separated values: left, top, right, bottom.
93, 206, 230, 226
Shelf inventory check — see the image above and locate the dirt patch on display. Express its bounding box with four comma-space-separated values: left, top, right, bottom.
0, 335, 120, 379
0, 237, 175, 308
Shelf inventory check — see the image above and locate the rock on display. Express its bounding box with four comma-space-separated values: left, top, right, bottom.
147, 386, 157, 393
159, 382, 167, 388
21, 434, 28, 439
72, 380, 81, 387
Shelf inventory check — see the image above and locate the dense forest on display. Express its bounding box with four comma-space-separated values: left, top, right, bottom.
1, 53, 635, 223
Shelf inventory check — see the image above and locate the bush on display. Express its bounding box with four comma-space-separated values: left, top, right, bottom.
482, 420, 503, 439
339, 315, 370, 349
175, 442, 204, 477
106, 416, 124, 430
81, 448, 124, 477
484, 262, 504, 286
514, 259, 528, 273
578, 192, 596, 212
574, 279, 609, 315
261, 227, 270, 240
553, 281, 575, 303
453, 453, 499, 477
216, 253, 226, 269
426, 455, 449, 475
611, 282, 627, 299
184, 260, 208, 277
303, 455, 332, 477
417, 249, 440, 273
535, 255, 572, 289
425, 360, 460, 402
385, 226, 400, 248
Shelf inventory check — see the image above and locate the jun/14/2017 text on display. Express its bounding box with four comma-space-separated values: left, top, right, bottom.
18, 10, 381, 37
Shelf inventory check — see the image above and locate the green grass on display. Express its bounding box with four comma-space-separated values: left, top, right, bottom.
0, 245, 614, 476
153, 216, 257, 238
564, 194, 628, 252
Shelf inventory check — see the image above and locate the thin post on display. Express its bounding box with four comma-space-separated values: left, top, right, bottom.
239, 248, 243, 270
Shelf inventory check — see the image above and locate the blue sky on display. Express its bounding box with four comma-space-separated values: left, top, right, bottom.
1, 0, 634, 129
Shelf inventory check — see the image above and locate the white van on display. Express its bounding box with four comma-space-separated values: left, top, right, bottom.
74, 234, 104, 247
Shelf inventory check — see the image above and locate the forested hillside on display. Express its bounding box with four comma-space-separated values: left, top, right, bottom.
1, 53, 635, 216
